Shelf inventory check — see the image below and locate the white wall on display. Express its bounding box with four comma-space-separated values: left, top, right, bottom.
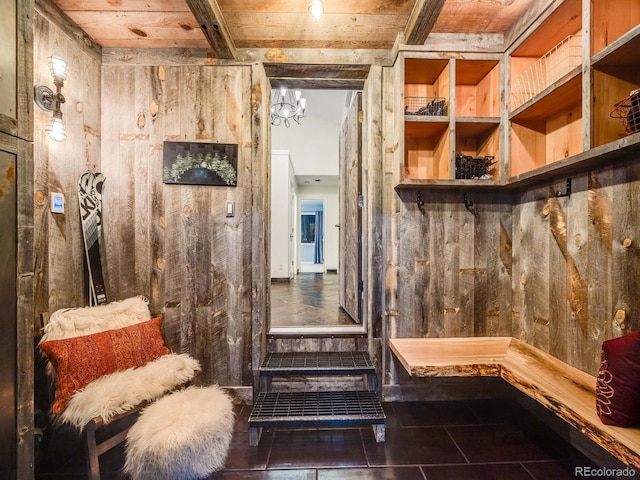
272, 114, 339, 176
270, 151, 296, 279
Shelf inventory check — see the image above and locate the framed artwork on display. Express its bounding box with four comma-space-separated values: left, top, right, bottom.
162, 141, 238, 186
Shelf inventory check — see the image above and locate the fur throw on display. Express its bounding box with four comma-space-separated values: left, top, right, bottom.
124, 385, 234, 480
58, 353, 201, 429
42, 295, 151, 341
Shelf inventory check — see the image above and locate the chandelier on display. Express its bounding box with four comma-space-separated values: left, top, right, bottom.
270, 87, 307, 127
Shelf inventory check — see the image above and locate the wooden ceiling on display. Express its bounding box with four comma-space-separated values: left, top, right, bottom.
49, 0, 536, 58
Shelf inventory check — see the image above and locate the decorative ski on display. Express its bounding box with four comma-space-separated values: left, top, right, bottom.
78, 172, 107, 306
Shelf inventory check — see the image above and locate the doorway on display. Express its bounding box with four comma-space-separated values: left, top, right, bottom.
299, 199, 324, 273
268, 88, 363, 333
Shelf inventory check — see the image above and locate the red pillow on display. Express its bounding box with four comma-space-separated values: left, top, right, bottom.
39, 317, 170, 414
596, 329, 640, 427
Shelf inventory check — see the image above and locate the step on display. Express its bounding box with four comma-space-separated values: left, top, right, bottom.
258, 351, 378, 392
248, 391, 386, 446
259, 351, 376, 376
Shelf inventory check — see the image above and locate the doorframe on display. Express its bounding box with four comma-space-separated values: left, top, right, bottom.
266, 75, 369, 336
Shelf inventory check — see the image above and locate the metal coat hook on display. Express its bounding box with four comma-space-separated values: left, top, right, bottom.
556, 178, 572, 198
463, 192, 474, 211
417, 191, 425, 213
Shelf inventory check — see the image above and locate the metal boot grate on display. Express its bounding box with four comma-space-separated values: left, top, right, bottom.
260, 351, 374, 375
249, 391, 385, 427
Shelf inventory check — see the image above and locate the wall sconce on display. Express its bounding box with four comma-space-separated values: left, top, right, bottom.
34, 56, 67, 141
309, 0, 324, 19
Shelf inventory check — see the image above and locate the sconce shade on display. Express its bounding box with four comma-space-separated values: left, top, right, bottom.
46, 113, 67, 142
49, 56, 67, 83
309, 0, 324, 19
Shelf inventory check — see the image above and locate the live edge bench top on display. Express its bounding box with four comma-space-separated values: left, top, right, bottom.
389, 337, 640, 469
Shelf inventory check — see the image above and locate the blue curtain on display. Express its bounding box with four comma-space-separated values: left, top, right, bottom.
314, 210, 324, 264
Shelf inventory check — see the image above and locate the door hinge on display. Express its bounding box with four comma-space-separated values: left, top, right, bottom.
358, 110, 363, 123
358, 280, 364, 293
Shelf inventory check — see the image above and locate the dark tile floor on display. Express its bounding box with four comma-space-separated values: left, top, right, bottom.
270, 273, 357, 327
36, 399, 617, 480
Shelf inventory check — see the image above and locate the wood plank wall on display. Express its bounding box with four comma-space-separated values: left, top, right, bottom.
100, 63, 255, 389
512, 164, 640, 375
33, 9, 102, 319
389, 189, 513, 338
34, 8, 263, 396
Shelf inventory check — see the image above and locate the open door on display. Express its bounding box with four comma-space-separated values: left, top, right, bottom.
338, 92, 363, 323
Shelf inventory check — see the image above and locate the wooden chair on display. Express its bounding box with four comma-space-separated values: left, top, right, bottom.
37, 296, 201, 480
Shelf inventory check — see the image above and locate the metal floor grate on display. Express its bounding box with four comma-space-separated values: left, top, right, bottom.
249, 391, 385, 427
260, 351, 375, 375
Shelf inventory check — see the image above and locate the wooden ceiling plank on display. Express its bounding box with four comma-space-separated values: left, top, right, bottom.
51, 0, 191, 12
217, 0, 415, 15
184, 0, 236, 59
404, 0, 446, 45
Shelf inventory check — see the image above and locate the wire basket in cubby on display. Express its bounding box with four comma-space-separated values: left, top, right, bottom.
455, 153, 495, 180
610, 89, 640, 136
404, 97, 447, 116
511, 34, 582, 109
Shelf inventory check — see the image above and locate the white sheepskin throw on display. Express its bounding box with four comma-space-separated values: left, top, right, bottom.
42, 295, 151, 341
59, 353, 201, 429
124, 385, 235, 480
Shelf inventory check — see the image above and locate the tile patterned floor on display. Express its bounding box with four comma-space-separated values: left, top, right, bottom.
35, 399, 619, 480
270, 273, 357, 327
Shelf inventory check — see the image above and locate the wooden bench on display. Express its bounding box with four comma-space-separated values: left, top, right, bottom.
389, 337, 640, 469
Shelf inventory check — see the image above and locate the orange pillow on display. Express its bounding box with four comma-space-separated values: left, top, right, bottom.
39, 317, 170, 414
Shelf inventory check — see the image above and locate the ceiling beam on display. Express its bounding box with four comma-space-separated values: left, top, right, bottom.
184, 0, 236, 59
404, 0, 447, 45
264, 63, 371, 90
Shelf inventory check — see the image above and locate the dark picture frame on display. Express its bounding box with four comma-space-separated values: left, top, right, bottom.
162, 141, 238, 186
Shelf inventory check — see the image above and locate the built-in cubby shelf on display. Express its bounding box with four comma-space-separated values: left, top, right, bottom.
395, 132, 640, 192
401, 56, 502, 182
591, 26, 640, 148
394, 0, 639, 192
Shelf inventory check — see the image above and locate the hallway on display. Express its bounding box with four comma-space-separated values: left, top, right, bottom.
270, 273, 357, 327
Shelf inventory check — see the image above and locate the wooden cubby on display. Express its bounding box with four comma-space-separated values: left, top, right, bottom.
400, 56, 502, 182
402, 57, 450, 180
404, 120, 450, 180
455, 121, 501, 180
404, 58, 449, 113
509, 0, 583, 178
591, 26, 640, 148
455, 59, 501, 179
394, 0, 640, 189
455, 60, 500, 118
591, 0, 640, 57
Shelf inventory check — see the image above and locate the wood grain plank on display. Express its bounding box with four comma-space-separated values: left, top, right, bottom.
184, 0, 236, 58
405, 0, 446, 45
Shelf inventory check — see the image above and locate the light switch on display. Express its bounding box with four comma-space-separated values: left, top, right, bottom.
226, 200, 235, 217
51, 192, 65, 214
